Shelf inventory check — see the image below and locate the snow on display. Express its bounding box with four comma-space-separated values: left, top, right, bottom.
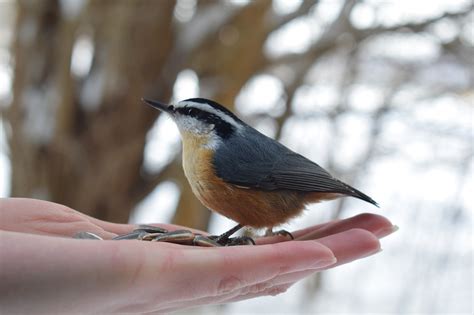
272, 0, 303, 15
0, 60, 11, 100
80, 70, 104, 111
366, 0, 472, 27
265, 16, 319, 58
293, 84, 339, 113
350, 2, 377, 29
347, 84, 384, 112
59, 0, 85, 20
365, 33, 441, 63
21, 86, 58, 145
70, 34, 94, 78
430, 18, 460, 43
311, 0, 344, 25
172, 69, 199, 103
173, 0, 197, 23
236, 74, 285, 117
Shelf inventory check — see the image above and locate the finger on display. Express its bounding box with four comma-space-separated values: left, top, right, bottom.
315, 228, 381, 266
256, 213, 394, 245
297, 213, 395, 240
0, 198, 116, 239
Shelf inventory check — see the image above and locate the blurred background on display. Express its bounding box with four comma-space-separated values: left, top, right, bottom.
0, 0, 472, 313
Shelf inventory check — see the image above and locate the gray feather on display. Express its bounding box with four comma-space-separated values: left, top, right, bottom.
213, 127, 378, 206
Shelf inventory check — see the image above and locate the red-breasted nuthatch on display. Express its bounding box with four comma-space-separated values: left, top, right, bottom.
143, 98, 378, 245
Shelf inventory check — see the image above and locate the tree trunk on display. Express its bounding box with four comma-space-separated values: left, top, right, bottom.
8, 0, 178, 223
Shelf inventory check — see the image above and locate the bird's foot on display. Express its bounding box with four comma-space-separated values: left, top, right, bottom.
209, 235, 256, 246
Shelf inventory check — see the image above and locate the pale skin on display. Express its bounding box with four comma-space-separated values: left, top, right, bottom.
0, 198, 396, 314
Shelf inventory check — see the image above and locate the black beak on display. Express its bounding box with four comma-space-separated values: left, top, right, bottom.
142, 98, 171, 113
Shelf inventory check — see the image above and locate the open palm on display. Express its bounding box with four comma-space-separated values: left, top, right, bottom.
0, 198, 395, 313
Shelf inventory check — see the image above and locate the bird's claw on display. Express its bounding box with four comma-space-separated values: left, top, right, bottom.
226, 236, 256, 246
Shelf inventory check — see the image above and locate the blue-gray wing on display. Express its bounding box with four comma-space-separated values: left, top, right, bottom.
213, 129, 377, 205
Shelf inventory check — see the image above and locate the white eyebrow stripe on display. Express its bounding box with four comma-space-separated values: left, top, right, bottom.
175, 100, 242, 129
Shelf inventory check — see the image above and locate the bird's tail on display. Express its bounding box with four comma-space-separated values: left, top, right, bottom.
342, 183, 379, 207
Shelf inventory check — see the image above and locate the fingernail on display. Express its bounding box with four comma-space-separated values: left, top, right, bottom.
311, 256, 337, 268
377, 225, 399, 238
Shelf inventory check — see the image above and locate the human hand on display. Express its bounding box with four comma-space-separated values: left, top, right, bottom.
0, 198, 396, 314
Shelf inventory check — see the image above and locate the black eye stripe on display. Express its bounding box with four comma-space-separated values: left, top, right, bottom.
176, 107, 204, 118
176, 106, 235, 139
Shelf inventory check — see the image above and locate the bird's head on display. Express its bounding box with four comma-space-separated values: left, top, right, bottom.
143, 98, 244, 148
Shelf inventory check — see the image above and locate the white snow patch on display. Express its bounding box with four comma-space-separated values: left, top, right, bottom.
350, 2, 377, 29
347, 84, 384, 112
430, 18, 459, 43
236, 74, 285, 117
71, 34, 94, 78
311, 0, 344, 25
80, 70, 104, 111
21, 86, 58, 144
293, 84, 339, 113
365, 33, 441, 63
173, 0, 197, 23
0, 61, 12, 100
172, 69, 199, 103
272, 0, 303, 15
265, 16, 318, 57
60, 0, 85, 20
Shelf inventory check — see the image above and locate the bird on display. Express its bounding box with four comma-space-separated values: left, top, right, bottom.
143, 97, 378, 245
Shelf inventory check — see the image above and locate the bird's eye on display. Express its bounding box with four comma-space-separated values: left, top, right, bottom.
187, 108, 195, 115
